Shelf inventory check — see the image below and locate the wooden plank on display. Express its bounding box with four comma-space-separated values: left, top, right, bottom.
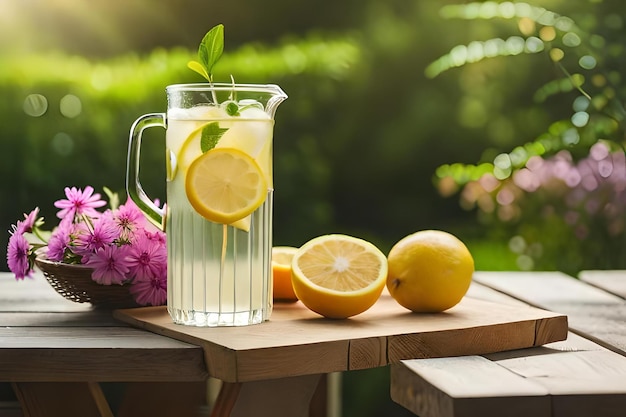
0, 311, 121, 327
231, 340, 347, 382
394, 340, 626, 417
0, 327, 207, 382
391, 356, 551, 417
473, 271, 626, 356
0, 347, 207, 382
579, 270, 626, 299
484, 341, 626, 417
486, 347, 626, 394
115, 293, 567, 382
0, 273, 90, 313
473, 271, 624, 307
0, 272, 209, 383
0, 326, 198, 348
465, 281, 530, 307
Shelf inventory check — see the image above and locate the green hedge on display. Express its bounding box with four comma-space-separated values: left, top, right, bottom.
1, 35, 366, 271
3, 21, 496, 273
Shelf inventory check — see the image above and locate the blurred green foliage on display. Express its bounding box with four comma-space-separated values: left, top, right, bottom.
1, 34, 367, 271
3, 1, 495, 275
5, 0, 625, 275
5, 0, 624, 279
429, 1, 626, 274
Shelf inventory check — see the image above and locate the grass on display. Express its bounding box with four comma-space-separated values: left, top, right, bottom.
466, 239, 520, 271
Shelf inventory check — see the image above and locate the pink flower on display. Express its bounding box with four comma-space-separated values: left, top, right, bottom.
130, 273, 167, 306
46, 222, 73, 262
54, 186, 106, 221
7, 232, 32, 280
127, 231, 167, 280
17, 208, 40, 235
86, 245, 132, 285
73, 214, 118, 257
7, 185, 168, 306
144, 229, 166, 247
114, 199, 147, 237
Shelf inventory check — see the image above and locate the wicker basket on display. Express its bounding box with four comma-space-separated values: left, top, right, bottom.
35, 255, 138, 308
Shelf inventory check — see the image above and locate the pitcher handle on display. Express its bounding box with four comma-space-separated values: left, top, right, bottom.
126, 113, 166, 230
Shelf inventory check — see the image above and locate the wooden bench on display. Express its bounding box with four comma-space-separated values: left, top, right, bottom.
391, 270, 626, 417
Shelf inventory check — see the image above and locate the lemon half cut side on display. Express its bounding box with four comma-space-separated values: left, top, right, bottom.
185, 147, 267, 225
291, 234, 388, 319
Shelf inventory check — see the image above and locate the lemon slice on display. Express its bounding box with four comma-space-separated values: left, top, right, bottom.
272, 246, 299, 302
185, 148, 267, 224
291, 234, 388, 318
171, 106, 230, 174
177, 122, 217, 172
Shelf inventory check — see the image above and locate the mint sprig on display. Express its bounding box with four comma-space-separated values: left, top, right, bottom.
188, 25, 239, 152
200, 123, 228, 153
188, 24, 224, 82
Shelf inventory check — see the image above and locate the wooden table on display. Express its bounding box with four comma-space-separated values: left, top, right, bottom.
1, 271, 568, 417
0, 272, 209, 417
391, 270, 626, 417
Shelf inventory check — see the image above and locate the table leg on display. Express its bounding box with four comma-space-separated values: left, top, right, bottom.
12, 382, 113, 417
210, 374, 323, 417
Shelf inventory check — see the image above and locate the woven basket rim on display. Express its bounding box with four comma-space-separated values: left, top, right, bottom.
35, 253, 94, 271
34, 250, 138, 308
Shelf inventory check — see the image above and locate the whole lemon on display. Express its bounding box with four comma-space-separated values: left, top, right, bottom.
386, 230, 474, 313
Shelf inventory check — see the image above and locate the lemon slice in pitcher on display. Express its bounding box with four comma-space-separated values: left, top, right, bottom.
185, 148, 267, 224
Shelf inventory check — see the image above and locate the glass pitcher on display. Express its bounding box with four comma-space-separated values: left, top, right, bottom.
127, 83, 287, 326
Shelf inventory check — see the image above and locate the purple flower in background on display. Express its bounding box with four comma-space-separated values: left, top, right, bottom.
54, 186, 106, 221
86, 245, 132, 285
7, 232, 32, 280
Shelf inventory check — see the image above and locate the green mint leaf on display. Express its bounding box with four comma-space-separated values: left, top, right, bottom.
200, 122, 228, 152
187, 60, 209, 80
225, 101, 240, 116
197, 24, 224, 82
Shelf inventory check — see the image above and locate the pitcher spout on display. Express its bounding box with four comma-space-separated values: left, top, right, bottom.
262, 84, 288, 118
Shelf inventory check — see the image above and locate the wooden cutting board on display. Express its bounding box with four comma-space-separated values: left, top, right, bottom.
114, 294, 567, 383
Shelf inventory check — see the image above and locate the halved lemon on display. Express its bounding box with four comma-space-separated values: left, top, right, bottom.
272, 246, 299, 302
185, 147, 267, 224
291, 234, 388, 319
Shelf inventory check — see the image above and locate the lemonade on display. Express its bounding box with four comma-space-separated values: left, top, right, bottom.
165, 102, 276, 326
126, 24, 287, 327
